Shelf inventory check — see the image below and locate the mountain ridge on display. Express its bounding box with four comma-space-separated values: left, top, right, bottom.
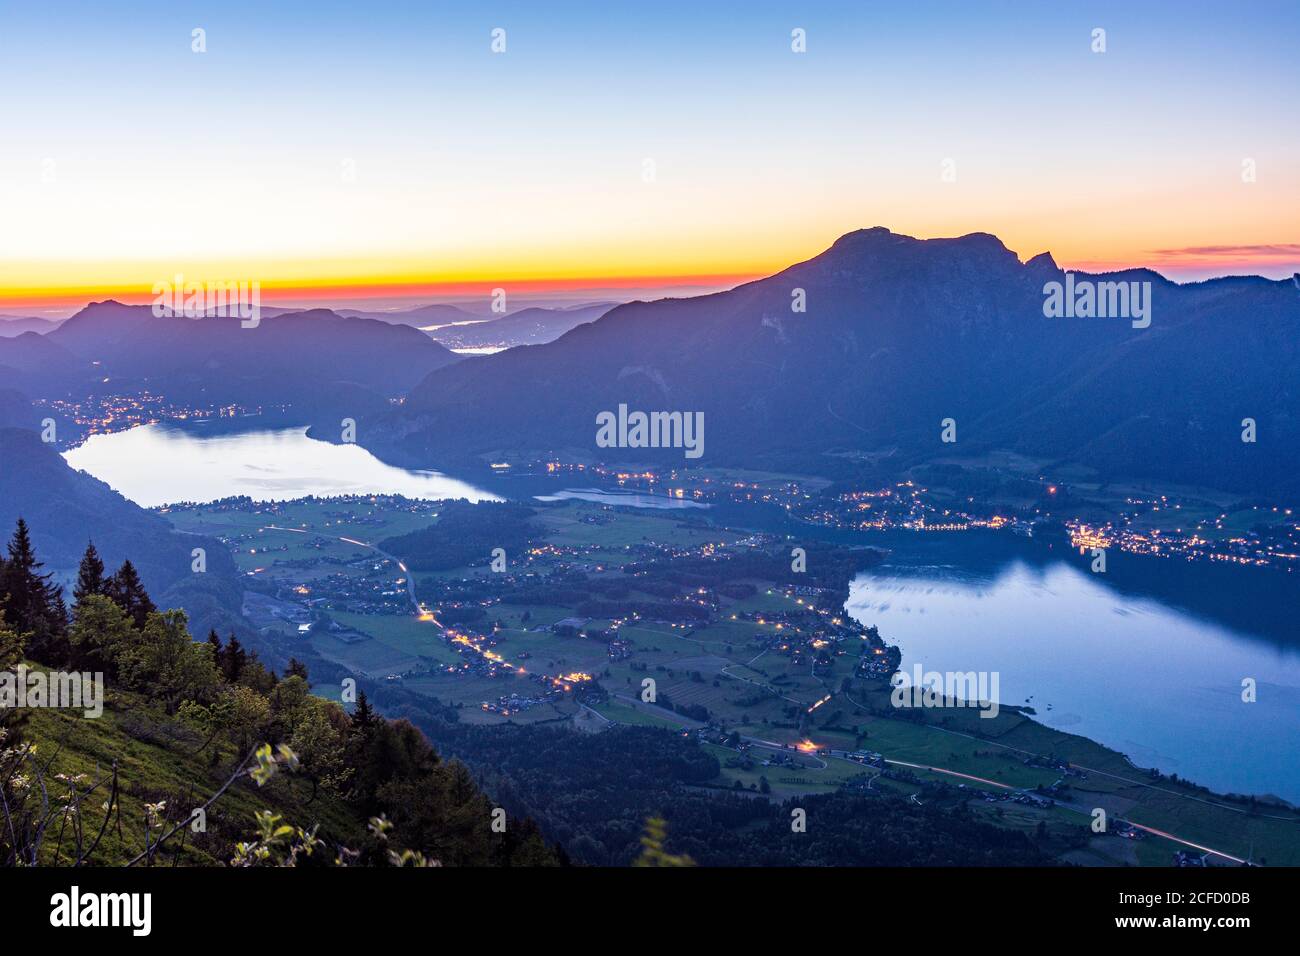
0, 302, 462, 420
352, 227, 1300, 498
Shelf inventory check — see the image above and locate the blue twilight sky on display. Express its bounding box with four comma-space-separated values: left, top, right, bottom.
1, 0, 1297, 309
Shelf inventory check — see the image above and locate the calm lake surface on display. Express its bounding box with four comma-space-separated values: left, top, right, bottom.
534, 488, 708, 509
63, 424, 498, 507
846, 538, 1300, 802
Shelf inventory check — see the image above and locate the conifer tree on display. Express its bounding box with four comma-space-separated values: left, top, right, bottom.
106, 559, 155, 629
73, 541, 107, 608
351, 689, 376, 731
1, 518, 68, 662
222, 634, 247, 683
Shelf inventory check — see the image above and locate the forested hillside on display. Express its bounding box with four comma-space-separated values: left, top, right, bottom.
0, 520, 557, 867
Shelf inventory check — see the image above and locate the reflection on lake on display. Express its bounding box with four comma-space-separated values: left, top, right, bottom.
846, 549, 1300, 802
534, 488, 708, 509
63, 424, 498, 507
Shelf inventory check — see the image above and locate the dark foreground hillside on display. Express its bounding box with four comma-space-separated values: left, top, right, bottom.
0, 523, 557, 867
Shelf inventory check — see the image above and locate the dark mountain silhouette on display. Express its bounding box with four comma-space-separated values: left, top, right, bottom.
0, 388, 34, 428
336, 301, 619, 348
358, 227, 1300, 498
337, 303, 483, 327
36, 301, 461, 416
46, 299, 155, 356
424, 302, 618, 350
0, 314, 63, 336
0, 330, 89, 395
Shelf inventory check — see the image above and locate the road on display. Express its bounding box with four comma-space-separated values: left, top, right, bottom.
262, 524, 1258, 864
608, 690, 1252, 864
261, 524, 439, 625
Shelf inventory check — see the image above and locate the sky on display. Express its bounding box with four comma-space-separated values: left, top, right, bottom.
1, 0, 1297, 314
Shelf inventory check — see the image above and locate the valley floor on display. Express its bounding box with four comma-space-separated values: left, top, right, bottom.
164, 493, 1300, 867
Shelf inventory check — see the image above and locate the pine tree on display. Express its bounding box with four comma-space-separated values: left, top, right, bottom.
1, 518, 68, 662
351, 689, 376, 732
106, 559, 155, 629
222, 634, 247, 683
51, 590, 69, 638
287, 657, 309, 681
73, 541, 107, 608
2, 518, 41, 627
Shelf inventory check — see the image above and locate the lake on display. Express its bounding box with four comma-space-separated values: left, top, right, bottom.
63, 424, 1300, 801
63, 423, 498, 507
846, 535, 1300, 802
534, 488, 708, 509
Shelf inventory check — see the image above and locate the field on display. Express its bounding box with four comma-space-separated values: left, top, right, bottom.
159, 493, 1300, 867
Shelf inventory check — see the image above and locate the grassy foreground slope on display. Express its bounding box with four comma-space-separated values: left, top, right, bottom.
9, 675, 356, 866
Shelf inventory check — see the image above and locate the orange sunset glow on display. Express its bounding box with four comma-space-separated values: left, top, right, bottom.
4, 3, 1297, 315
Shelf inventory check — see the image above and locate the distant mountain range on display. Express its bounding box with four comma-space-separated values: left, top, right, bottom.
0, 301, 460, 420
423, 302, 618, 350
355, 228, 1300, 498
0, 314, 63, 336
337, 301, 618, 349
0, 296, 614, 436
335, 302, 485, 327
0, 326, 88, 395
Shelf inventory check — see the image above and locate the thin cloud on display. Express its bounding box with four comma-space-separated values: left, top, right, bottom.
1150, 243, 1300, 258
